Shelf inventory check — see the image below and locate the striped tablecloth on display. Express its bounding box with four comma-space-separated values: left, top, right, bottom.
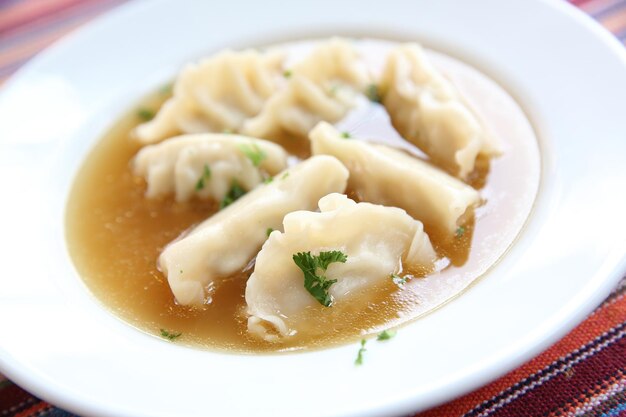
1, 1, 625, 416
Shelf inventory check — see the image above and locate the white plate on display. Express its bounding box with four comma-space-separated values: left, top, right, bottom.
0, 0, 625, 416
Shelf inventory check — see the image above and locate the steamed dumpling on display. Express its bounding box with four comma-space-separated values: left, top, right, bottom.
246, 193, 437, 341
310, 122, 481, 237
134, 49, 284, 144
379, 44, 500, 179
133, 134, 288, 202
160, 155, 349, 305
242, 38, 371, 138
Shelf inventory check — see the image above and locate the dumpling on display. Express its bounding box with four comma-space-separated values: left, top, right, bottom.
133, 133, 288, 202
310, 122, 481, 238
245, 193, 437, 341
379, 43, 500, 179
241, 38, 371, 138
134, 49, 284, 144
160, 155, 349, 305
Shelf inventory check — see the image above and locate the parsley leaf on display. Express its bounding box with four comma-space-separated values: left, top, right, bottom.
195, 164, 212, 191
220, 181, 246, 209
341, 131, 352, 139
455, 226, 466, 238
263, 176, 274, 184
266, 227, 274, 237
391, 273, 408, 287
159, 83, 173, 96
292, 250, 347, 307
160, 329, 182, 341
355, 339, 367, 365
137, 108, 155, 121
238, 143, 267, 167
377, 329, 397, 341
283, 69, 293, 78
282, 172, 289, 180
365, 84, 381, 103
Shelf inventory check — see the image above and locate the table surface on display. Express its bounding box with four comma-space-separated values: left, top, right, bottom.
0, 0, 625, 416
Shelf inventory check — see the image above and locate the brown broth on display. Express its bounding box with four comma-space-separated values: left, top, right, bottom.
64, 38, 543, 354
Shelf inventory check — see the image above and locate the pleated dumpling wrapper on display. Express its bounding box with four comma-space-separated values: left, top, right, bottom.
246, 193, 437, 342
310, 122, 481, 238
133, 134, 288, 202
380, 43, 501, 179
134, 49, 284, 144
160, 155, 349, 306
242, 38, 372, 138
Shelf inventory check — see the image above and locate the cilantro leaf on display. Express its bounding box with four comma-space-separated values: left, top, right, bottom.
220, 181, 246, 209
355, 339, 367, 365
365, 84, 381, 103
160, 329, 182, 341
283, 69, 293, 78
377, 329, 397, 341
137, 108, 155, 121
455, 226, 466, 238
292, 250, 347, 307
238, 143, 267, 167
341, 131, 352, 139
195, 164, 212, 191
391, 273, 409, 287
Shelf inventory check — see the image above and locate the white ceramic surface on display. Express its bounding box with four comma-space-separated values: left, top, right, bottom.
0, 1, 625, 416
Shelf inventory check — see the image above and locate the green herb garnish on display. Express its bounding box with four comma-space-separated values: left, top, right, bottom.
159, 83, 173, 96
195, 164, 212, 191
292, 250, 347, 307
283, 69, 293, 78
455, 226, 466, 238
355, 339, 367, 365
137, 108, 155, 121
220, 181, 246, 209
266, 228, 274, 237
365, 84, 381, 103
282, 172, 290, 180
341, 131, 352, 139
391, 273, 408, 287
377, 329, 397, 341
239, 143, 267, 167
160, 329, 182, 341
263, 176, 274, 184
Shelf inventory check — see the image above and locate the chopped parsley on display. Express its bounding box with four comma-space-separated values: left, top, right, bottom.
292, 250, 347, 307
238, 143, 267, 167
365, 84, 381, 103
341, 131, 352, 139
160, 329, 182, 341
377, 329, 397, 341
281, 172, 290, 180
137, 108, 155, 121
355, 339, 367, 365
391, 273, 408, 287
266, 227, 274, 237
159, 83, 173, 96
455, 226, 466, 238
195, 164, 212, 191
220, 181, 246, 209
263, 176, 274, 184
283, 69, 293, 78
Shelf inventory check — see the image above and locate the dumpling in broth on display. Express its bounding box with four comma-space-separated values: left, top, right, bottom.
245, 193, 437, 341
160, 155, 349, 306
242, 38, 371, 138
133, 134, 288, 202
134, 49, 284, 144
310, 122, 481, 238
379, 43, 500, 179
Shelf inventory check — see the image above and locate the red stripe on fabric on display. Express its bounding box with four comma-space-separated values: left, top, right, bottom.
13, 400, 50, 417
0, 0, 83, 34
489, 336, 626, 417
0, 383, 37, 415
